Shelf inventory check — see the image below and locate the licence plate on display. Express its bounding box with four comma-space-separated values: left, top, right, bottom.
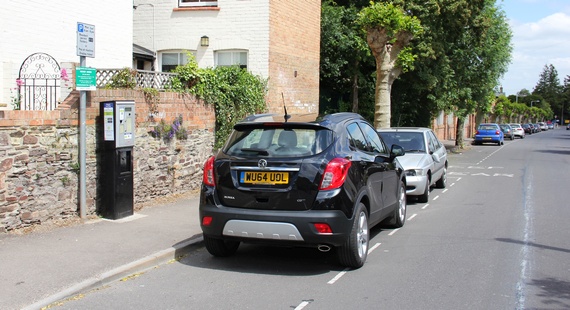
483, 137, 492, 140
240, 171, 289, 185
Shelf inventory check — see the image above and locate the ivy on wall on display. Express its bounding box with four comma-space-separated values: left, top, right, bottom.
170, 54, 268, 149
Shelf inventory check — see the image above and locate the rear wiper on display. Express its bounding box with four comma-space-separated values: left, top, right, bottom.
241, 148, 269, 156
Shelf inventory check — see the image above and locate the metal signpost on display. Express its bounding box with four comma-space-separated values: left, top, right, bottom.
76, 22, 95, 218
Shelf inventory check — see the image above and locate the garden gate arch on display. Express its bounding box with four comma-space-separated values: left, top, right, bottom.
18, 53, 62, 110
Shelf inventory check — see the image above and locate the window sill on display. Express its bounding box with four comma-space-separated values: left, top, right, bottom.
173, 7, 220, 12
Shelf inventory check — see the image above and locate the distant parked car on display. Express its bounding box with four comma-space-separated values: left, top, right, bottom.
509, 123, 525, 139
522, 123, 532, 135
538, 122, 547, 131
499, 124, 514, 140
547, 122, 554, 129
531, 123, 540, 133
378, 127, 448, 203
474, 123, 504, 146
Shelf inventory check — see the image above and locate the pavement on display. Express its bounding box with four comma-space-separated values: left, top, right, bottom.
0, 193, 203, 310
0, 138, 469, 310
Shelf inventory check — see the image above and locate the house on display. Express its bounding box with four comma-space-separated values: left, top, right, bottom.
132, 0, 321, 114
0, 1, 133, 110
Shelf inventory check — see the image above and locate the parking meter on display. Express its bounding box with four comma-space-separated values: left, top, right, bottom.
100, 100, 135, 219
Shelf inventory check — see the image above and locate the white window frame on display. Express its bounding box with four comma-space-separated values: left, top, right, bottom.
159, 50, 196, 72
214, 50, 248, 69
179, 0, 218, 7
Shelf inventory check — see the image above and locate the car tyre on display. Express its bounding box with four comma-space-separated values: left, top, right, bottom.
385, 181, 407, 228
203, 235, 240, 257
338, 203, 369, 269
418, 178, 430, 203
435, 164, 447, 189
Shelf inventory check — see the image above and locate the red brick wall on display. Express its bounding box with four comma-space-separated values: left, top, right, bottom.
267, 0, 321, 116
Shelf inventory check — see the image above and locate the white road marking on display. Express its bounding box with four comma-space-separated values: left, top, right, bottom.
369, 242, 382, 253
433, 195, 440, 201
442, 189, 448, 193
421, 204, 429, 210
294, 301, 310, 310
388, 228, 399, 236
450, 183, 456, 187
327, 268, 350, 284
407, 213, 417, 221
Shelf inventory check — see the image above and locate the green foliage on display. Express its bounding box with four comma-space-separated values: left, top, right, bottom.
106, 67, 137, 89
320, 1, 376, 115
171, 53, 201, 89
357, 2, 423, 37
195, 66, 268, 149
168, 55, 267, 149
69, 162, 80, 174
533, 64, 563, 116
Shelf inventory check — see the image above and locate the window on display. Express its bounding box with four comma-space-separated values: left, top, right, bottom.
347, 123, 368, 152
359, 122, 386, 154
215, 50, 248, 69
179, 0, 217, 7
160, 51, 194, 72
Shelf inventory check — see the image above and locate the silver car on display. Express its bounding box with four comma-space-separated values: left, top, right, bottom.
378, 128, 448, 203
509, 123, 525, 139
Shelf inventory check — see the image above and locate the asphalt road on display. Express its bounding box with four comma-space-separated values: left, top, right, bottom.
52, 128, 570, 310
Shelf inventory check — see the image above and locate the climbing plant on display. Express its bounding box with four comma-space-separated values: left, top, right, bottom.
170, 53, 267, 149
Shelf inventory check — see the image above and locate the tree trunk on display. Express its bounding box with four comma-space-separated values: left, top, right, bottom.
365, 28, 409, 129
374, 64, 392, 129
456, 117, 465, 148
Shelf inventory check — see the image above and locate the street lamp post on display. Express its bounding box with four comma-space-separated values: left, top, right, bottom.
516, 92, 527, 103
530, 100, 540, 107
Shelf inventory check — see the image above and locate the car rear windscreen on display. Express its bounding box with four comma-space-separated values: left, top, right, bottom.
224, 127, 333, 157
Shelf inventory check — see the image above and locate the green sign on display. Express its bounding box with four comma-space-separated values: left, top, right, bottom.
76, 67, 97, 91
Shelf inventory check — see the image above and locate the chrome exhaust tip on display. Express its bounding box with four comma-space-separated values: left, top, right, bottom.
317, 244, 331, 252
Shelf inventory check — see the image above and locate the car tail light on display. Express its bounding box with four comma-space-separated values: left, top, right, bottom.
202, 216, 213, 226
314, 223, 333, 234
203, 156, 216, 186
495, 130, 500, 135
319, 157, 351, 190
476, 130, 480, 135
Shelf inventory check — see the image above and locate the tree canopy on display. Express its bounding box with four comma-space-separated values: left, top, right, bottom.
320, 0, 513, 147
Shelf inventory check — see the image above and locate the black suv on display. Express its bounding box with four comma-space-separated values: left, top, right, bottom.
199, 112, 406, 268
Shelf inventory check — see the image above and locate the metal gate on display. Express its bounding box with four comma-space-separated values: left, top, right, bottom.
18, 53, 61, 110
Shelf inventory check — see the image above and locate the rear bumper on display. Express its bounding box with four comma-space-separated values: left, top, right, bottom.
199, 203, 353, 247
474, 135, 501, 143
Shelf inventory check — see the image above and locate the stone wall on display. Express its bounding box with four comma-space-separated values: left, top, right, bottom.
0, 89, 215, 232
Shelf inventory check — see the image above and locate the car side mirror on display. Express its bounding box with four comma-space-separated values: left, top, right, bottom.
390, 144, 405, 160
432, 153, 441, 163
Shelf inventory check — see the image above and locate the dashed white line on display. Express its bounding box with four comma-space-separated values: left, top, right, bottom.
294, 301, 310, 310
450, 183, 456, 187
433, 195, 440, 201
407, 213, 417, 221
388, 228, 399, 236
327, 268, 349, 284
421, 204, 429, 210
369, 242, 382, 253
442, 189, 448, 193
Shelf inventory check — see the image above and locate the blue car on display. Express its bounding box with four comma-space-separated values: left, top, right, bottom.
474, 123, 504, 146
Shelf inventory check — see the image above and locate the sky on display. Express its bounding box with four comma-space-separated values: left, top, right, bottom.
498, 0, 570, 97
